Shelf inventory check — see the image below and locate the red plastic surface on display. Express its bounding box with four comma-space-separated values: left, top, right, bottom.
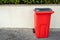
34, 11, 54, 38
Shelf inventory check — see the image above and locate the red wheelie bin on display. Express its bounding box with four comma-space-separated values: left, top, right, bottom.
34, 8, 54, 38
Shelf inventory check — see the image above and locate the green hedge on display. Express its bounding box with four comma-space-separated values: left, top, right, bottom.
0, 0, 60, 4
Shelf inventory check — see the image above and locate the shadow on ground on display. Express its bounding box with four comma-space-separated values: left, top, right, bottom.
0, 28, 60, 40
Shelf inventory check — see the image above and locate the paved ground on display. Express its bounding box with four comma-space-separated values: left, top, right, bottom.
0, 28, 60, 40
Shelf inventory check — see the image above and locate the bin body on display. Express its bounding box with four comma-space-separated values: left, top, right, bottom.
34, 8, 54, 38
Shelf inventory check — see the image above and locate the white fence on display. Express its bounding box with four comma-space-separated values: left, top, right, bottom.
0, 5, 60, 28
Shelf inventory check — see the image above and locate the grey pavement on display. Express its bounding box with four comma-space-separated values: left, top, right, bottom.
0, 28, 60, 40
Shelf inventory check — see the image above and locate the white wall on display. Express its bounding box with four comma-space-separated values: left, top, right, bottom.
0, 5, 60, 28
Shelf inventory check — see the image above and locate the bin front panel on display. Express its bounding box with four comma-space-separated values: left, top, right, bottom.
34, 13, 51, 38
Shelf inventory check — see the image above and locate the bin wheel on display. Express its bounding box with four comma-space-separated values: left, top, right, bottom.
32, 28, 35, 33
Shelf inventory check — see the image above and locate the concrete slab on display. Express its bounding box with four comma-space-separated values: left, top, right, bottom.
0, 28, 60, 40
